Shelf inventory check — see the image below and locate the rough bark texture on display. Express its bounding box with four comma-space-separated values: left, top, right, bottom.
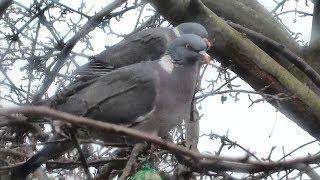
149, 0, 320, 139
310, 0, 320, 48
202, 0, 302, 54
307, 0, 320, 75
202, 0, 318, 91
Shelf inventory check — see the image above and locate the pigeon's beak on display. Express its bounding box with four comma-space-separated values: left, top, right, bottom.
199, 50, 211, 64
203, 38, 211, 51
200, 38, 211, 64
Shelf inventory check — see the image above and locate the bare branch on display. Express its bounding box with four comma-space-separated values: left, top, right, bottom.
32, 0, 129, 102
271, 0, 287, 14
1, 106, 320, 174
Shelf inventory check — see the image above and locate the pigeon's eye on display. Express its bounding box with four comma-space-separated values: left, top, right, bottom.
185, 44, 196, 51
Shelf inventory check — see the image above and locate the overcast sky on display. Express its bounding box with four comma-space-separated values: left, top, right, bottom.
0, 0, 318, 178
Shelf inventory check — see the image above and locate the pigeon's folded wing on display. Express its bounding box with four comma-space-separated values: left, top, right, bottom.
58, 62, 159, 126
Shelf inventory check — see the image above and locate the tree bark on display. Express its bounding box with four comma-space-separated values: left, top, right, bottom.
202, 0, 318, 92
149, 0, 320, 140
306, 0, 320, 75
202, 0, 302, 55
0, 0, 13, 18
310, 0, 320, 48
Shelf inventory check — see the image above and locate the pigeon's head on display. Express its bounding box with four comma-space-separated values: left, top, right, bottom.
167, 34, 211, 65
176, 22, 208, 38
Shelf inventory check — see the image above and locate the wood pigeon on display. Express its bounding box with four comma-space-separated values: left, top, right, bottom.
11, 34, 211, 178
75, 22, 210, 77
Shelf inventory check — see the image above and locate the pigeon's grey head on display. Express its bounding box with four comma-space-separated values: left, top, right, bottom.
167, 34, 210, 65
176, 22, 208, 38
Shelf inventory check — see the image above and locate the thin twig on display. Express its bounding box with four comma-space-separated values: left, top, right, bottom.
120, 143, 147, 179
32, 0, 129, 102
69, 129, 92, 179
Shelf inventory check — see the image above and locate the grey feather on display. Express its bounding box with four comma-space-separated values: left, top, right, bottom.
11, 34, 210, 179
74, 22, 208, 78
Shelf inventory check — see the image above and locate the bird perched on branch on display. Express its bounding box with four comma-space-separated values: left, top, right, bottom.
56, 22, 210, 109
11, 33, 211, 179
75, 22, 210, 77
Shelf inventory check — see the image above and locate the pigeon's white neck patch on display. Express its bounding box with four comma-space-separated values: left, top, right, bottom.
172, 27, 181, 37
159, 55, 174, 74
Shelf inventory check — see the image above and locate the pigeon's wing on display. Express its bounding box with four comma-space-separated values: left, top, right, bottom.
73, 27, 174, 78
96, 27, 174, 68
58, 62, 159, 125
11, 64, 159, 178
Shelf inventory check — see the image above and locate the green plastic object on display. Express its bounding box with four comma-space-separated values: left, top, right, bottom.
130, 164, 162, 180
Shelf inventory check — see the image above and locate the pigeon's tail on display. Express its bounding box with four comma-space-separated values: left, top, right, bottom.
10, 135, 73, 179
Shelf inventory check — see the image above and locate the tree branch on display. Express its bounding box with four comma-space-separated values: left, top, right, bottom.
201, 0, 302, 55
1, 105, 320, 174
227, 21, 320, 89
270, 0, 287, 14
310, 0, 320, 47
149, 0, 320, 140
32, 0, 128, 102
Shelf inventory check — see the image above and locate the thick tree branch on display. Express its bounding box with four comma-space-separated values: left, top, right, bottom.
149, 0, 320, 140
304, 0, 320, 87
1, 106, 320, 175
310, 0, 320, 47
201, 0, 320, 99
201, 0, 302, 55
228, 21, 320, 89
1, 106, 217, 161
